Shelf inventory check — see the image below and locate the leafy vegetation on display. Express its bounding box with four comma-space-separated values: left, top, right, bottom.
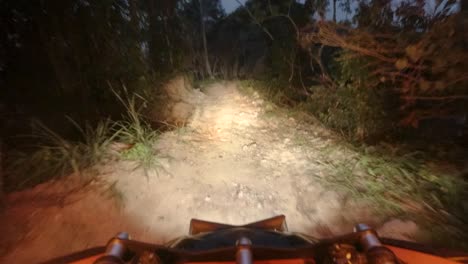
222, 1, 466, 144
113, 90, 161, 174
315, 142, 468, 248
0, 0, 466, 249
4, 90, 159, 191
238, 74, 468, 247
5, 119, 116, 191
300, 2, 468, 137
0, 0, 226, 190
305, 84, 392, 141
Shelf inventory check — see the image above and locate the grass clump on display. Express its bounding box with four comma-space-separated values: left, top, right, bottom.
5, 119, 116, 191
5, 90, 161, 191
317, 143, 468, 249
120, 142, 159, 174
303, 85, 393, 141
113, 90, 159, 174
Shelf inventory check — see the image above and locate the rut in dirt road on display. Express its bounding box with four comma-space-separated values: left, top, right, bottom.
0, 81, 418, 264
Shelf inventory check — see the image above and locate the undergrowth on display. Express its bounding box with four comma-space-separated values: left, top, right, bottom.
317, 143, 468, 249
239, 78, 468, 249
113, 90, 160, 174
302, 85, 394, 141
5, 119, 116, 191
5, 90, 160, 191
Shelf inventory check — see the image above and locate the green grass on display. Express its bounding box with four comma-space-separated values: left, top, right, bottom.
5, 119, 117, 191
5, 90, 161, 191
239, 78, 468, 249
120, 142, 160, 175
112, 89, 156, 144
315, 143, 468, 249
112, 90, 160, 175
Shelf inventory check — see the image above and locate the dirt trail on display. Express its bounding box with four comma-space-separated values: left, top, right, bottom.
0, 82, 417, 263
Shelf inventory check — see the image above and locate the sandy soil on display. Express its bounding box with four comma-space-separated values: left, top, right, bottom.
0, 82, 418, 263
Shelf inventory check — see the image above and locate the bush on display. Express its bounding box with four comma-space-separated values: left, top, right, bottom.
305, 53, 397, 141
113, 91, 159, 173
5, 119, 117, 191
319, 143, 468, 249
300, 13, 468, 131
4, 90, 160, 191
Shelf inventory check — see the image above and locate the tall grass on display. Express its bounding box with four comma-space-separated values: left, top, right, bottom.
112, 90, 159, 174
316, 143, 468, 249
5, 90, 160, 191
5, 119, 117, 191
240, 79, 468, 248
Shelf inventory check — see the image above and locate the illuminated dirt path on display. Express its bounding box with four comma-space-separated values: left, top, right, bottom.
0, 82, 417, 263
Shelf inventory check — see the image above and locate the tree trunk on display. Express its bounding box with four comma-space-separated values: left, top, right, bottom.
148, 0, 156, 67
453, 0, 466, 56
129, 0, 139, 35
333, 0, 337, 22
199, 0, 213, 78
0, 137, 4, 209
162, 17, 174, 68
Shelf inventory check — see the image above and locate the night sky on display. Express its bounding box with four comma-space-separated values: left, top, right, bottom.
220, 0, 349, 20
220, 0, 245, 13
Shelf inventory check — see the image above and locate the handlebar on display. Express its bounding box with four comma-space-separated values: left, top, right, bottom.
94, 233, 129, 264
93, 225, 399, 264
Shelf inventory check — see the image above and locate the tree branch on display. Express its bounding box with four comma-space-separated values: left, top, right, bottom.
235, 0, 274, 40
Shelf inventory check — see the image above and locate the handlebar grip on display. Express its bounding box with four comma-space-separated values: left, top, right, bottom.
354, 224, 400, 264
93, 233, 129, 264
367, 246, 400, 264
93, 255, 125, 264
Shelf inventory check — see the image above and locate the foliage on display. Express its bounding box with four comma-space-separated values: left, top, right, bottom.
302, 52, 397, 140
0, 0, 198, 191
177, 0, 225, 79
120, 142, 159, 175
300, 3, 468, 129
4, 119, 117, 191
112, 91, 159, 173
1, 0, 151, 122
306, 85, 391, 140
396, 14, 468, 126
0, 0, 224, 146
318, 143, 468, 248
241, 77, 468, 248
250, 0, 310, 83
113, 91, 155, 144
0, 0, 466, 250
4, 89, 160, 191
